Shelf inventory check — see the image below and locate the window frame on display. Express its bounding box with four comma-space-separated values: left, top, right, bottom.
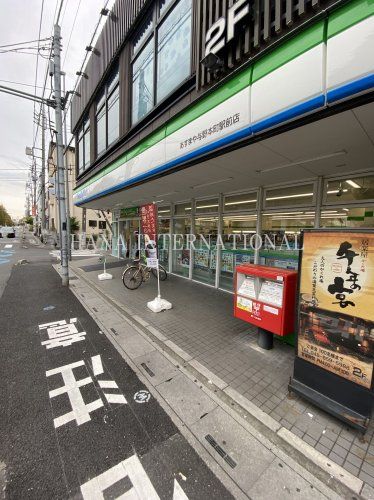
95, 66, 120, 158
130, 0, 193, 126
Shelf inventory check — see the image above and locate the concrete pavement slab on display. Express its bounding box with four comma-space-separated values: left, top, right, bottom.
248, 457, 328, 500
190, 406, 275, 493
133, 350, 180, 386
157, 374, 217, 425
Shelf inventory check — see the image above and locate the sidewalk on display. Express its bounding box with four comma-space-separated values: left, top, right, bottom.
69, 255, 374, 498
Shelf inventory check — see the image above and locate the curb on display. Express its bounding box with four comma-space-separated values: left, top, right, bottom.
69, 264, 366, 499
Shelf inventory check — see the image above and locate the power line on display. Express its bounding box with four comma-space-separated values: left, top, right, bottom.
0, 79, 53, 91
62, 0, 82, 68
56, 0, 65, 25
0, 37, 50, 49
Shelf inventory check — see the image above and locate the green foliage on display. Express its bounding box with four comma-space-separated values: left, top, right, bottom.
24, 215, 33, 225
70, 216, 80, 233
0, 204, 13, 226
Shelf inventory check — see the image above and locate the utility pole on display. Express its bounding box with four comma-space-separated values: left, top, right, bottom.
32, 159, 37, 233
52, 24, 69, 286
40, 106, 46, 232
61, 72, 71, 260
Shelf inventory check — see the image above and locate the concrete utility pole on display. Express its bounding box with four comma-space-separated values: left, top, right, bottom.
40, 106, 46, 232
52, 24, 69, 286
61, 72, 72, 260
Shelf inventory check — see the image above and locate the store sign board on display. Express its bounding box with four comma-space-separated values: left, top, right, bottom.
120, 207, 139, 218
297, 230, 374, 389
205, 0, 250, 56
165, 87, 250, 163
140, 204, 158, 241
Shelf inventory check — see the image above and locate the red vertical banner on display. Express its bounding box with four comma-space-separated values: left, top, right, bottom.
140, 203, 158, 242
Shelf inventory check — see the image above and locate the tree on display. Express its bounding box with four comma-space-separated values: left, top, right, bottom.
0, 204, 13, 226
24, 215, 33, 225
70, 216, 80, 233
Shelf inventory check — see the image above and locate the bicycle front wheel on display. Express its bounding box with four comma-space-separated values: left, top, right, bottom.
122, 266, 143, 290
151, 265, 167, 281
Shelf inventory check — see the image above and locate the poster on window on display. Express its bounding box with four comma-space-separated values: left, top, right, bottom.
297, 230, 374, 389
221, 252, 234, 273
194, 249, 210, 270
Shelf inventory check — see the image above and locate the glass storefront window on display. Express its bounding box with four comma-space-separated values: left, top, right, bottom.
224, 192, 257, 212
158, 205, 171, 216
174, 202, 191, 215
83, 130, 90, 169
219, 215, 257, 291
195, 198, 219, 215
77, 116, 90, 174
320, 207, 374, 228
160, 0, 173, 15
192, 217, 218, 286
132, 37, 154, 124
107, 85, 119, 146
261, 211, 315, 270
324, 175, 374, 204
156, 0, 192, 103
133, 17, 153, 54
96, 105, 106, 156
264, 183, 316, 208
172, 217, 191, 277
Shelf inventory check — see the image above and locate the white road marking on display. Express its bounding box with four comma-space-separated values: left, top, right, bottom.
134, 390, 151, 404
4, 244, 12, 248
173, 479, 189, 500
80, 454, 161, 500
39, 319, 86, 349
98, 380, 118, 389
104, 393, 127, 404
91, 354, 104, 376
46, 360, 103, 428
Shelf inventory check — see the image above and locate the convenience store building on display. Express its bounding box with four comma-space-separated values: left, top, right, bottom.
72, 0, 374, 293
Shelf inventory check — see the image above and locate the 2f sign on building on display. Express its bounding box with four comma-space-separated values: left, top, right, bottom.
205, 0, 250, 56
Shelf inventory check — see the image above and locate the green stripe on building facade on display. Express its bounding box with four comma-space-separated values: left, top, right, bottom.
75, 0, 372, 196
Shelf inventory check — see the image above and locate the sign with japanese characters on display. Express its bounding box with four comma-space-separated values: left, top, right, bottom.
297, 230, 374, 389
140, 203, 158, 241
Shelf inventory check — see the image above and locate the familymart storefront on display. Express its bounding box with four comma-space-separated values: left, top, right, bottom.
74, 0, 374, 294
108, 172, 374, 294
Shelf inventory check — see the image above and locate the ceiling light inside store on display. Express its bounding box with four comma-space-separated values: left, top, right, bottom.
266, 193, 314, 201
191, 177, 233, 189
321, 213, 348, 217
195, 204, 219, 209
225, 199, 256, 206
346, 180, 361, 188
232, 230, 256, 234
327, 189, 348, 194
263, 212, 304, 216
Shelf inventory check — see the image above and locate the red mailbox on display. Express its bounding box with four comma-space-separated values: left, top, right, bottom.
234, 265, 298, 343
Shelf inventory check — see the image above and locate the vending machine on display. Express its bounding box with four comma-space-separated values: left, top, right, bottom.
234, 264, 298, 349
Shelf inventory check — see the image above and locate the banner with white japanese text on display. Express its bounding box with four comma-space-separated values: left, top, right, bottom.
298, 230, 374, 389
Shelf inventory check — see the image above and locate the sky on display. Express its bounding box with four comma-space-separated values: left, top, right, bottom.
0, 0, 114, 220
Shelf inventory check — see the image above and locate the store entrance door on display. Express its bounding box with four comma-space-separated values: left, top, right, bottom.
118, 218, 141, 259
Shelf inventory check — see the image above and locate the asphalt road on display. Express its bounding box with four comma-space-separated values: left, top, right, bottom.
0, 241, 233, 499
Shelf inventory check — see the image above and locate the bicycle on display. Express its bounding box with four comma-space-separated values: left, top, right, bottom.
122, 254, 167, 290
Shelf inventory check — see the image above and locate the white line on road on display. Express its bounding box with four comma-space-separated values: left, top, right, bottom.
91, 354, 104, 376
104, 393, 127, 404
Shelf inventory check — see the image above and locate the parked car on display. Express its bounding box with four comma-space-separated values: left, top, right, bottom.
0, 226, 16, 238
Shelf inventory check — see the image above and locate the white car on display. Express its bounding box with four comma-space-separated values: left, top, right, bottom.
0, 226, 16, 238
